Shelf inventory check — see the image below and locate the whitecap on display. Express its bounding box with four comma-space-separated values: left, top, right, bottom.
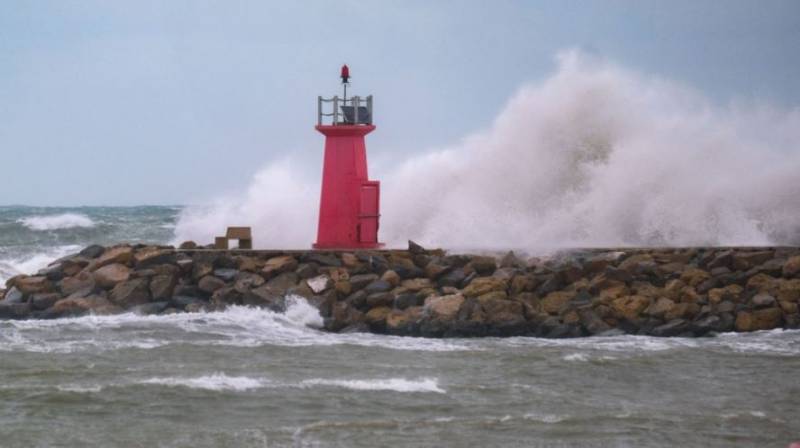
300, 377, 445, 393
17, 213, 96, 231
138, 373, 266, 391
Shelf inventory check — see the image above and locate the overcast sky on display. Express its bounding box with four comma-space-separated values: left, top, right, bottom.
1, 0, 799, 206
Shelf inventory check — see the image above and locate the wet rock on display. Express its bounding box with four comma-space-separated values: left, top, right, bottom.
541, 291, 574, 314
386, 307, 423, 335
691, 315, 725, 336
150, 274, 177, 300
31, 293, 60, 310
110, 278, 151, 308
295, 263, 318, 279
79, 244, 105, 259
645, 297, 676, 318
325, 302, 365, 332
51, 296, 119, 318
233, 272, 265, 293
751, 293, 776, 308
611, 295, 651, 321
394, 292, 422, 310
363, 279, 392, 294
14, 276, 53, 295
680, 268, 711, 287
366, 292, 394, 308
400, 278, 434, 292
198, 275, 226, 294
578, 308, 612, 335
735, 308, 783, 332
93, 263, 131, 289
364, 306, 392, 332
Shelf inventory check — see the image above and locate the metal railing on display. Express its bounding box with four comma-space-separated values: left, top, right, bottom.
317, 95, 373, 126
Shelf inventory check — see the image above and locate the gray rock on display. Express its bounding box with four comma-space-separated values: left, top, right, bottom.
751, 293, 776, 308
79, 245, 105, 259
198, 275, 226, 294
110, 278, 151, 308
304, 253, 341, 267
350, 273, 379, 290
31, 293, 60, 310
363, 280, 392, 294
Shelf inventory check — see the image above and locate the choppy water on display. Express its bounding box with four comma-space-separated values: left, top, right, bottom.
0, 206, 179, 284
1, 206, 799, 447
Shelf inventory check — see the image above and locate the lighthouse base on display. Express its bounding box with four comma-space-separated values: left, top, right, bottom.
312, 241, 385, 250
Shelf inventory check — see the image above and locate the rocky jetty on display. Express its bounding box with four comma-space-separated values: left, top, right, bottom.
2, 243, 799, 338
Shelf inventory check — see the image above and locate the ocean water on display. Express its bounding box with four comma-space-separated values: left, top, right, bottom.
1, 206, 799, 447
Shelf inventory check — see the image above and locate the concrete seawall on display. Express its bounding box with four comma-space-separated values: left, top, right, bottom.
2, 243, 799, 338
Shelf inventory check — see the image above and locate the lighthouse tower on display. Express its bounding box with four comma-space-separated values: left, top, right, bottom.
313, 65, 382, 249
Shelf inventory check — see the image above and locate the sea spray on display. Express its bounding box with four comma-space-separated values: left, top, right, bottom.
173, 50, 800, 249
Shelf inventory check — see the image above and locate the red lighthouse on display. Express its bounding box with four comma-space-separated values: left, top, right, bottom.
313, 65, 382, 249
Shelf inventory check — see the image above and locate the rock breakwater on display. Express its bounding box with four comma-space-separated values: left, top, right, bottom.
2, 243, 799, 338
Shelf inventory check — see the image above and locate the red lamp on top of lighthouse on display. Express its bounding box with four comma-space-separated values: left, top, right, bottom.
313, 65, 383, 249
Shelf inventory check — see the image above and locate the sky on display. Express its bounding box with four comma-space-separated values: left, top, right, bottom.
1, 0, 799, 206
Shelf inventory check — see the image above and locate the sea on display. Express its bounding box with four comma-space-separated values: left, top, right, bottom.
1, 206, 799, 447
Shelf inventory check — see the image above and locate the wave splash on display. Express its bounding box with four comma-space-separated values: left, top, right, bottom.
173, 50, 800, 249
17, 213, 96, 231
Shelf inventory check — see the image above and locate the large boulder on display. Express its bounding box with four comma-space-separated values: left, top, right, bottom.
386, 307, 423, 335
198, 275, 226, 294
540, 291, 574, 314
50, 296, 120, 317
94, 246, 134, 269
325, 302, 365, 332
611, 296, 651, 321
349, 273, 379, 290
462, 276, 508, 297
735, 308, 783, 332
423, 294, 465, 322
133, 247, 176, 268
150, 274, 177, 300
0, 302, 32, 319
93, 263, 131, 289
110, 278, 151, 308
784, 256, 800, 278
364, 306, 392, 332
60, 271, 96, 297
262, 255, 298, 277
644, 297, 676, 318
14, 276, 53, 295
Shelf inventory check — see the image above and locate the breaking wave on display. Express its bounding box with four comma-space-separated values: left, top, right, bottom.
18, 213, 96, 231
300, 378, 445, 393
173, 50, 800, 249
140, 373, 266, 391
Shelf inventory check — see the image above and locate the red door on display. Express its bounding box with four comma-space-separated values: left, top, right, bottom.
359, 183, 379, 243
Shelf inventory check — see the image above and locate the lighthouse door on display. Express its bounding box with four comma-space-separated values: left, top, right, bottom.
359, 182, 379, 243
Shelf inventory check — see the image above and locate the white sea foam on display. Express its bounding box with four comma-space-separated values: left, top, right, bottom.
139, 373, 266, 391
0, 298, 475, 354
18, 213, 96, 231
0, 244, 82, 284
300, 377, 445, 393
173, 49, 800, 249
